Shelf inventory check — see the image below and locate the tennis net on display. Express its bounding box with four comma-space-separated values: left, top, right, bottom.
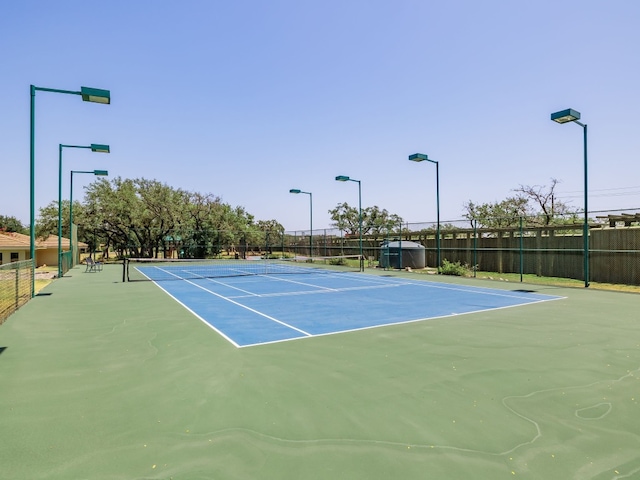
124, 255, 363, 282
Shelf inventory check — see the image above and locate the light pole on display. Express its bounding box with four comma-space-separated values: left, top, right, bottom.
70, 169, 109, 267
335, 175, 363, 271
289, 189, 313, 260
30, 85, 110, 295
550, 108, 589, 287
58, 144, 110, 278
408, 153, 441, 273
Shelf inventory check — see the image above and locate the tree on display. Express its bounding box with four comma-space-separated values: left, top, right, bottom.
328, 203, 403, 238
254, 219, 285, 255
463, 196, 530, 228
81, 177, 261, 259
35, 201, 70, 239
364, 206, 403, 240
463, 179, 581, 228
82, 177, 185, 257
513, 178, 578, 225
0, 215, 27, 234
328, 202, 360, 236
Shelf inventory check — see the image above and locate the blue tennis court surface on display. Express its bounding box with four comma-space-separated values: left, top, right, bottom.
142, 269, 563, 348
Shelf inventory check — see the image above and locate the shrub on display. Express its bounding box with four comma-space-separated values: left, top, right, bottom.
329, 257, 347, 266
440, 259, 472, 276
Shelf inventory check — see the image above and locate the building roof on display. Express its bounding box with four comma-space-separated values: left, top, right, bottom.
0, 232, 30, 250
0, 232, 88, 250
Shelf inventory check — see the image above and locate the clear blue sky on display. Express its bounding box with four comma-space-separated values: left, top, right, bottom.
2, 0, 639, 231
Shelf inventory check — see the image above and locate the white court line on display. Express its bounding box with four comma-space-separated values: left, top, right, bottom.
150, 266, 313, 338
331, 273, 565, 301
238, 295, 563, 348
228, 283, 401, 299
147, 280, 242, 348
199, 276, 261, 296
253, 273, 339, 291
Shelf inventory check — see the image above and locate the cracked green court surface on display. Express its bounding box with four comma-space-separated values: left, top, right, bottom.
1, 264, 639, 479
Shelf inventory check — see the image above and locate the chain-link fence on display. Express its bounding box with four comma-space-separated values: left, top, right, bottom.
118, 209, 640, 286
60, 251, 73, 277
0, 260, 34, 325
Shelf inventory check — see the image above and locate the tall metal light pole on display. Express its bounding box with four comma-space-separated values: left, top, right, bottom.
289, 189, 313, 260
335, 175, 363, 271
70, 169, 109, 267
30, 85, 110, 295
408, 153, 441, 273
58, 144, 110, 277
550, 108, 589, 287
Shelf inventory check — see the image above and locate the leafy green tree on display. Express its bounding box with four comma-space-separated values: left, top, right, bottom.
328, 202, 360, 236
365, 206, 403, 239
81, 177, 261, 259
83, 177, 144, 257
328, 203, 403, 238
35, 201, 71, 239
0, 215, 27, 234
464, 179, 581, 229
463, 196, 530, 228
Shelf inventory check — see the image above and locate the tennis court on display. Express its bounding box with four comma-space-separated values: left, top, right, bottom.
2, 263, 640, 479
127, 258, 562, 347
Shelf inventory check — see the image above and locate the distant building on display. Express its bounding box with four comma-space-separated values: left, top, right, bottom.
0, 232, 88, 266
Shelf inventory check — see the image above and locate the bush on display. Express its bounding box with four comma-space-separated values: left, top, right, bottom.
329, 257, 347, 266
440, 259, 473, 276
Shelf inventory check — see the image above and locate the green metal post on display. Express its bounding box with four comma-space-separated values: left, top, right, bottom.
29, 86, 36, 297
70, 170, 108, 267
58, 146, 101, 277
408, 154, 440, 272
289, 189, 313, 261
435, 161, 441, 273
398, 221, 402, 269
58, 145, 63, 277
519, 216, 523, 283
550, 109, 589, 287
473, 220, 477, 278
582, 123, 589, 287
70, 171, 74, 264
309, 192, 313, 260
335, 176, 363, 271
357, 179, 363, 271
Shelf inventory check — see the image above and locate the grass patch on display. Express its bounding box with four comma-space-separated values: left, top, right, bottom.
472, 271, 640, 293
408, 266, 640, 293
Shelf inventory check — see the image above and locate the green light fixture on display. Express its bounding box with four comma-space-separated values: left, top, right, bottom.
550, 109, 581, 124
90, 144, 110, 153
81, 87, 111, 104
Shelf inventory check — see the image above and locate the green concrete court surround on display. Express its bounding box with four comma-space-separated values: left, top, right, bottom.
1, 264, 639, 479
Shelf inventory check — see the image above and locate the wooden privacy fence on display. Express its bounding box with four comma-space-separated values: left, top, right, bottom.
285, 224, 640, 286
409, 224, 640, 286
